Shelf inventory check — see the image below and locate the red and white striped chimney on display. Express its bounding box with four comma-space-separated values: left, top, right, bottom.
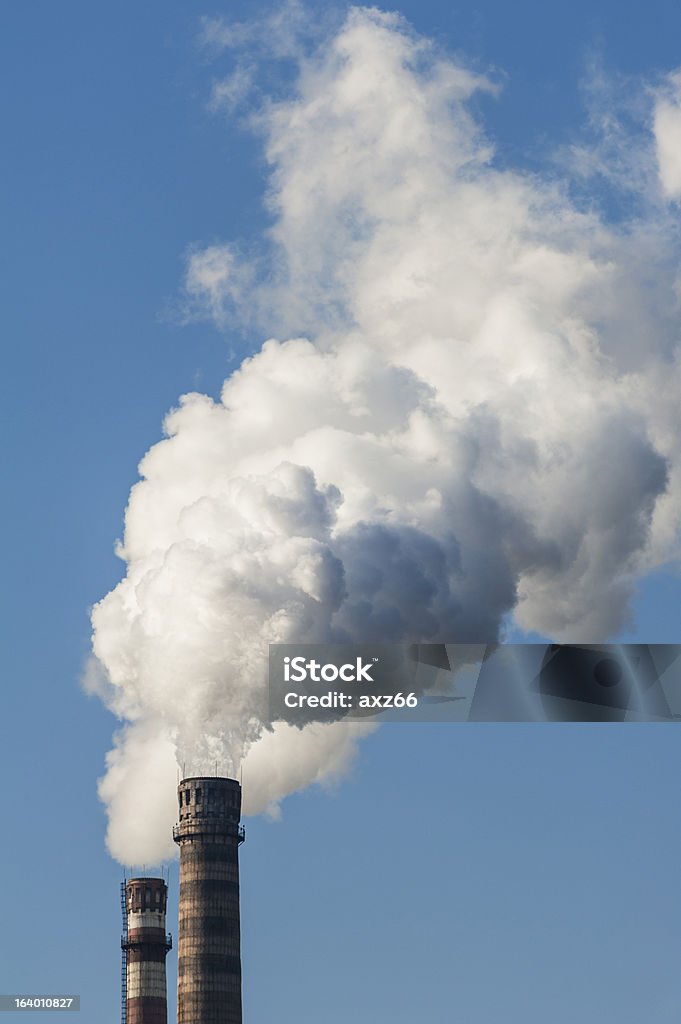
123, 877, 172, 1024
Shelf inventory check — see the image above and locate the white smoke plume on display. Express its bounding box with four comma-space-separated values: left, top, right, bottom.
654, 70, 681, 199
89, 7, 681, 864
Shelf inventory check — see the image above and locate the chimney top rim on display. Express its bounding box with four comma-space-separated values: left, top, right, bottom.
179, 775, 240, 785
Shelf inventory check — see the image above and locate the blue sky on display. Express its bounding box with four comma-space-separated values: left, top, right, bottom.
2, 1, 681, 1021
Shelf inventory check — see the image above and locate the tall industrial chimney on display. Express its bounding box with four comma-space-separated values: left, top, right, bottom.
122, 877, 172, 1024
173, 777, 245, 1024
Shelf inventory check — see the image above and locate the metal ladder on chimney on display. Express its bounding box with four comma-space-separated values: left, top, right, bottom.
120, 881, 127, 1024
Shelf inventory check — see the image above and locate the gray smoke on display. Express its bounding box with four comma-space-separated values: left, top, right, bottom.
88, 7, 681, 864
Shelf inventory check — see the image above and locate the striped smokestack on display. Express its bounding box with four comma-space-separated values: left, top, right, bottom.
122, 877, 172, 1024
173, 777, 245, 1024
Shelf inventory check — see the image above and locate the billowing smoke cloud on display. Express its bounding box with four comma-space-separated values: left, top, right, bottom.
89, 7, 681, 864
654, 70, 681, 199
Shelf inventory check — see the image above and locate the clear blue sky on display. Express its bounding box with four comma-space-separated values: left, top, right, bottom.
2, 2, 681, 1021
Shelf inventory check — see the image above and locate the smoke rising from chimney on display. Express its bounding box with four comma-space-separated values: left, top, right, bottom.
88, 8, 681, 864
